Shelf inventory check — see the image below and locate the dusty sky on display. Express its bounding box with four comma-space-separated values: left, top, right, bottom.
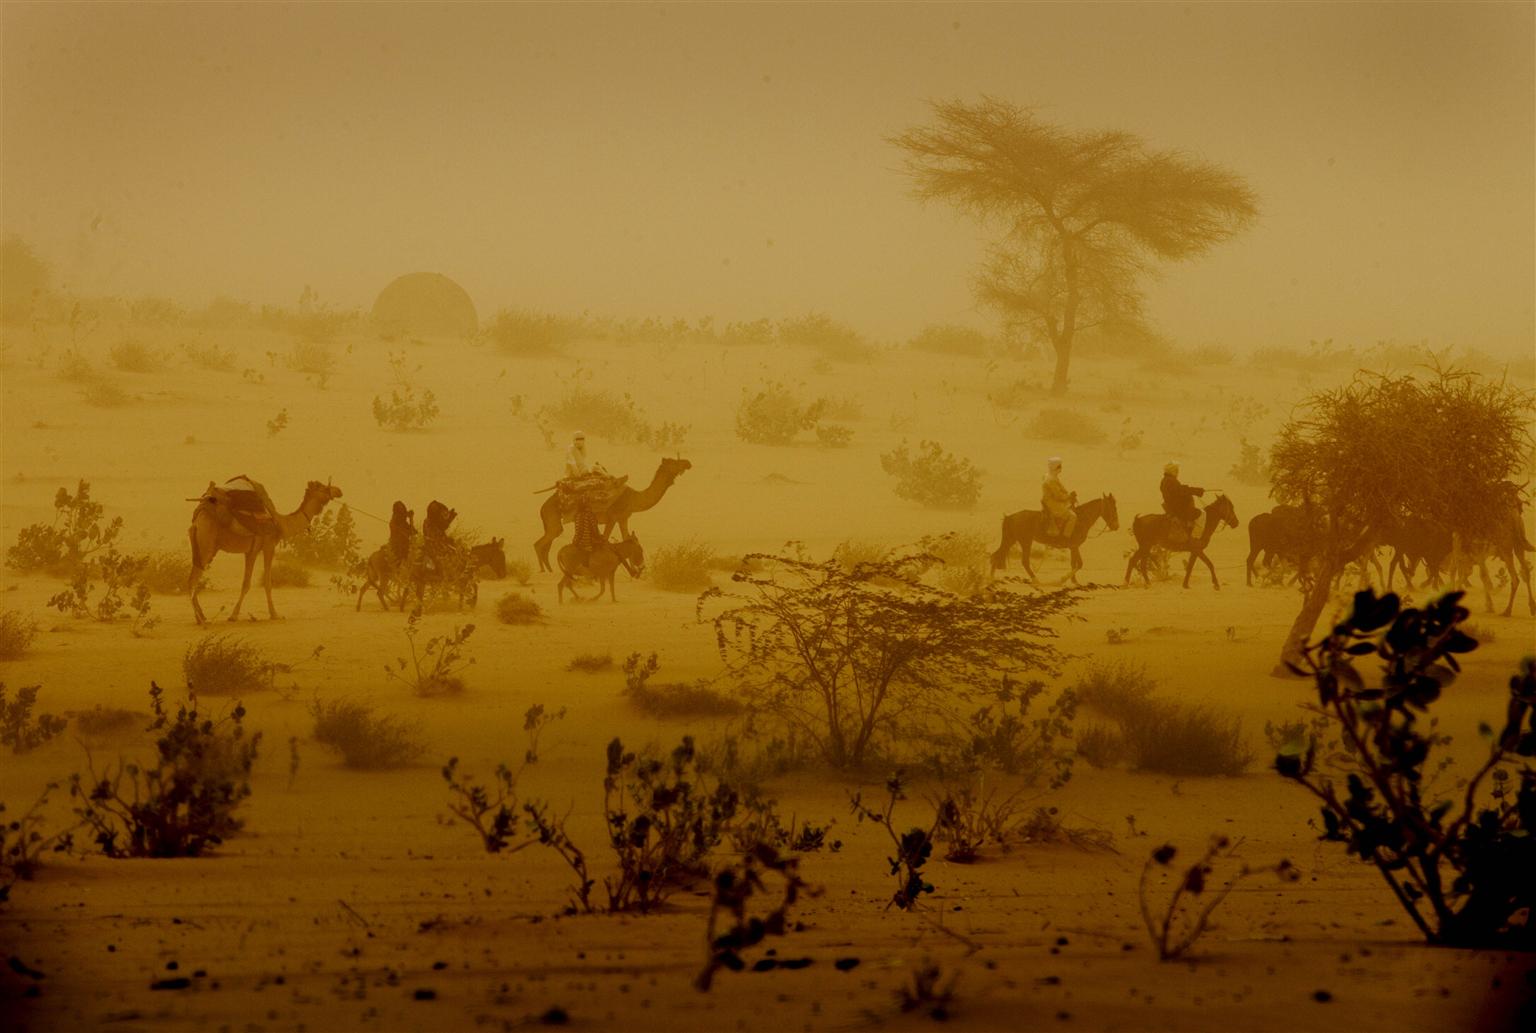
2, 2, 1532, 351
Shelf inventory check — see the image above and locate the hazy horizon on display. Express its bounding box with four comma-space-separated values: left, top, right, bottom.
3, 1, 1532, 351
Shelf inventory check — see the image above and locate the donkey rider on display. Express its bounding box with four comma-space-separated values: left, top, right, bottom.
1041, 457, 1077, 539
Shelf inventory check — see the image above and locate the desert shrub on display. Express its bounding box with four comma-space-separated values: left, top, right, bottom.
109, 338, 164, 373
908, 323, 992, 357
649, 541, 715, 593
728, 789, 839, 856
183, 635, 271, 696
696, 842, 815, 991
566, 652, 613, 673
1025, 407, 1108, 446
897, 959, 960, 1020
735, 381, 826, 445
69, 683, 261, 857
265, 557, 311, 588
849, 772, 939, 909
987, 377, 1040, 411
311, 697, 425, 769
485, 307, 586, 355
621, 652, 745, 718
0, 610, 39, 659
7, 480, 124, 573
702, 546, 1078, 769
57, 348, 96, 383
47, 548, 155, 630
539, 384, 653, 444
928, 774, 1039, 862
136, 550, 204, 595
831, 538, 889, 571
522, 702, 566, 764
71, 705, 144, 738
266, 408, 289, 437
1074, 665, 1250, 776
1278, 589, 1536, 948
919, 531, 991, 597
1140, 837, 1298, 960
385, 611, 473, 697
1074, 723, 1126, 770
373, 388, 438, 430
880, 440, 982, 509
182, 341, 237, 371
815, 423, 854, 448
777, 312, 872, 361
1228, 438, 1271, 487
934, 675, 1077, 785
280, 503, 361, 569
285, 340, 339, 384
442, 757, 534, 854
496, 591, 545, 625
1, 684, 68, 753
1, 783, 74, 903
505, 558, 533, 586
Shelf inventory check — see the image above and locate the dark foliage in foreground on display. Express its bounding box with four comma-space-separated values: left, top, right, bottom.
1139, 836, 1298, 960
696, 843, 815, 991
1, 683, 68, 754
1278, 589, 1536, 948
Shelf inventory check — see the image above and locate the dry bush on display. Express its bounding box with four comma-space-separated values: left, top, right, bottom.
1228, 438, 1272, 487
1074, 723, 1126, 770
182, 340, 237, 371
485, 307, 587, 355
919, 531, 991, 597
1073, 664, 1250, 776
496, 591, 545, 625
777, 312, 873, 361
285, 340, 339, 383
136, 550, 204, 595
2, 784, 74, 903
815, 423, 854, 448
988, 378, 1041, 411
505, 558, 533, 586
385, 614, 473, 697
71, 705, 144, 738
57, 349, 96, 383
880, 440, 983, 509
184, 635, 271, 696
735, 381, 825, 445
649, 541, 716, 593
310, 698, 424, 769
621, 652, 744, 718
109, 338, 164, 373
265, 558, 311, 588
539, 385, 653, 443
0, 610, 39, 660
832, 538, 890, 571
1, 684, 67, 753
566, 652, 613, 673
1025, 407, 1108, 445
908, 323, 992, 357
81, 378, 132, 408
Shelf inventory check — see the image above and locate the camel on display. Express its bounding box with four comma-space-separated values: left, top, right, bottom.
534, 457, 691, 572
1124, 494, 1239, 589
555, 534, 645, 602
1452, 507, 1535, 617
188, 479, 343, 623
989, 494, 1119, 584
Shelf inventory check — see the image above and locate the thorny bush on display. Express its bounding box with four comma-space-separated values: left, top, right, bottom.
849, 772, 939, 910
1140, 836, 1298, 961
1, 683, 68, 754
2, 783, 75, 904
879, 440, 983, 509
1278, 589, 1536, 948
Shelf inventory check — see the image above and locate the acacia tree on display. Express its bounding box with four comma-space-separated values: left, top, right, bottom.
892, 98, 1257, 394
698, 545, 1080, 769
1268, 368, 1533, 673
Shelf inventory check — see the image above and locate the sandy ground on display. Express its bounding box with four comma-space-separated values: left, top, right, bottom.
1, 324, 1533, 1032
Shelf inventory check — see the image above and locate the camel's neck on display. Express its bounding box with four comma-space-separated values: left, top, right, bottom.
626, 469, 676, 513
275, 494, 326, 540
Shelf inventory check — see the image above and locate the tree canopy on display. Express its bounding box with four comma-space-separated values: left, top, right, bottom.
892, 98, 1257, 393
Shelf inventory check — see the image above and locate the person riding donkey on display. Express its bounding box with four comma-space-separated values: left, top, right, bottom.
388, 501, 416, 566
421, 500, 457, 575
1041, 457, 1077, 539
1160, 461, 1206, 542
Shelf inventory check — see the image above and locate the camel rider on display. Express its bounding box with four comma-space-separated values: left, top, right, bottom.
562, 433, 607, 554
387, 501, 415, 565
1160, 462, 1205, 540
1041, 457, 1077, 538
565, 431, 593, 479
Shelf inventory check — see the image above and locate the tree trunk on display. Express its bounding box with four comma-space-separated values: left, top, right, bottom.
1050, 338, 1072, 396
1274, 566, 1338, 676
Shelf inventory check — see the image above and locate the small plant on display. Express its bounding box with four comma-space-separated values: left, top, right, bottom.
523, 702, 566, 764
109, 338, 163, 373
648, 541, 716, 593
538, 381, 655, 443
505, 558, 533, 586
696, 843, 816, 991
1139, 837, 1298, 960
81, 378, 132, 407
849, 772, 939, 910
280, 503, 361, 570
182, 341, 237, 371
385, 611, 474, 697
2, 783, 75, 903
136, 550, 204, 595
495, 591, 545, 625
879, 440, 982, 509
184, 635, 271, 696
929, 774, 1034, 862
265, 557, 311, 587
938, 675, 1077, 786
896, 958, 958, 1020
1074, 664, 1251, 776
566, 652, 613, 673
372, 353, 439, 430
0, 610, 39, 659
1278, 589, 1536, 948
7, 480, 123, 573
285, 340, 338, 385
71, 705, 144, 739
729, 789, 840, 855
735, 381, 826, 445
777, 312, 872, 362
525, 798, 596, 913
815, 423, 854, 448
311, 697, 424, 770
69, 683, 261, 858
621, 652, 744, 718
267, 408, 289, 437
1025, 407, 1107, 445
442, 757, 535, 854
1, 683, 68, 753
47, 548, 155, 630
1228, 437, 1271, 487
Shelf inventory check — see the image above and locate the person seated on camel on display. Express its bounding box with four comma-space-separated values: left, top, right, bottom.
1041, 457, 1077, 539
1159, 462, 1205, 541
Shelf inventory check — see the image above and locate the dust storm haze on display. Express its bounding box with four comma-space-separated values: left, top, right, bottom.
1, 3, 1534, 1033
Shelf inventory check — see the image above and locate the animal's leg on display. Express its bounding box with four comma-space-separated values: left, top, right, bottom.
1068, 546, 1082, 586
1478, 561, 1496, 614
230, 551, 256, 621
261, 543, 279, 618
1182, 552, 1198, 589
1123, 548, 1139, 586
1021, 538, 1038, 583
188, 529, 207, 624
1200, 551, 1220, 589
1245, 547, 1257, 587
356, 575, 369, 612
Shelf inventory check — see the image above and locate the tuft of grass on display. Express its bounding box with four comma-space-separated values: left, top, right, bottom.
496, 592, 545, 625
310, 698, 424, 770
1073, 664, 1250, 776
183, 635, 270, 696
627, 679, 746, 719
0, 610, 40, 660
566, 653, 614, 674
136, 551, 205, 595
505, 558, 533, 586
72, 705, 146, 738
1024, 407, 1107, 446
648, 541, 716, 593
81, 379, 132, 408
109, 339, 164, 373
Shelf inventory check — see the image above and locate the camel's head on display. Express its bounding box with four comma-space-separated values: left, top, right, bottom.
1102, 493, 1120, 532
306, 480, 343, 505
658, 457, 692, 482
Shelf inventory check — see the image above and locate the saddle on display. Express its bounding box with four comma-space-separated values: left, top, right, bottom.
1167, 511, 1207, 545
555, 473, 628, 517
1040, 510, 1078, 543
200, 476, 279, 536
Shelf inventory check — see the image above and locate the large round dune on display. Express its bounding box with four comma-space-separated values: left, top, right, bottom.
371, 271, 478, 339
